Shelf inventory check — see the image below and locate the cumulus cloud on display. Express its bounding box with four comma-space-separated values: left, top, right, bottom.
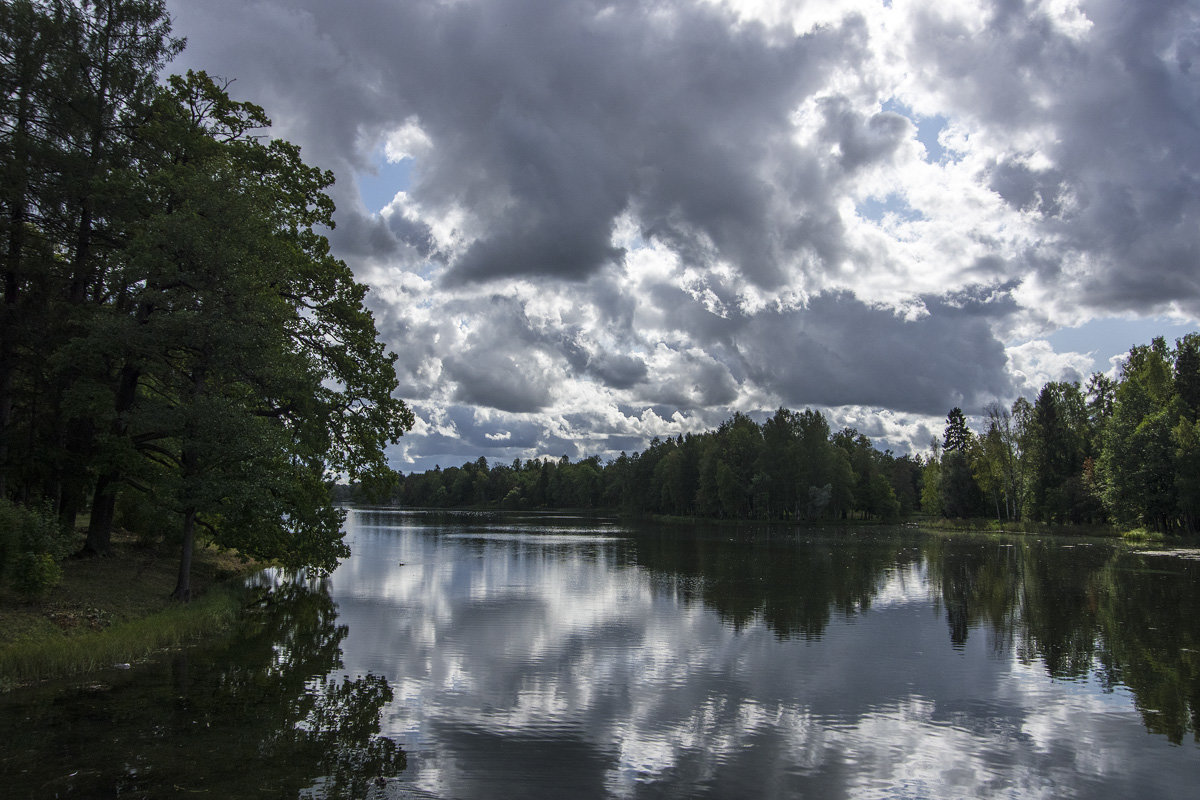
895, 0, 1200, 318
164, 0, 1200, 469
1005, 339, 1096, 398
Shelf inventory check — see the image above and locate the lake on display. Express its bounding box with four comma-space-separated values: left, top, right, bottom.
3, 510, 1199, 798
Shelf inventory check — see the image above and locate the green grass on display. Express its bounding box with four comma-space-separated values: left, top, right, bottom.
1120, 527, 1167, 543
914, 516, 1124, 538
0, 586, 242, 690
0, 531, 260, 692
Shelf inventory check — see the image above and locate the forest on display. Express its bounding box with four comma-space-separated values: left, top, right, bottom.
384, 333, 1200, 535
0, 0, 410, 599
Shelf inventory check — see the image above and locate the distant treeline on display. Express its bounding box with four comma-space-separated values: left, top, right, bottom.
351, 408, 923, 523
347, 333, 1200, 535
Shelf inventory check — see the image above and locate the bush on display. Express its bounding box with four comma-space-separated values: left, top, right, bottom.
12, 552, 61, 598
0, 500, 72, 596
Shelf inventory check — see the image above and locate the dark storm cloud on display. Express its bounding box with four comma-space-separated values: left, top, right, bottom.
408, 0, 866, 288
739, 292, 1014, 414
168, 0, 872, 289
559, 334, 649, 390
588, 352, 648, 390
453, 294, 650, 396
445, 355, 553, 414
643, 349, 741, 409
986, 159, 1068, 219
163, 0, 1200, 464
325, 209, 437, 262
432, 299, 554, 413
164, 0, 1200, 314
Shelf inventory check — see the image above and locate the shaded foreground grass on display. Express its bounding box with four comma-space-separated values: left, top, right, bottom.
913, 516, 1132, 538
0, 531, 258, 691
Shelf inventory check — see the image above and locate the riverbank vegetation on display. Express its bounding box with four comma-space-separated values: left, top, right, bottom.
926, 333, 1200, 536
0, 1, 411, 600
0, 524, 255, 691
380, 332, 1200, 537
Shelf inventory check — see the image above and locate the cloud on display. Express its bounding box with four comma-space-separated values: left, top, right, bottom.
170, 0, 876, 288
163, 0, 1200, 469
1005, 339, 1096, 398
740, 291, 1014, 414
445, 355, 554, 414
896, 0, 1200, 319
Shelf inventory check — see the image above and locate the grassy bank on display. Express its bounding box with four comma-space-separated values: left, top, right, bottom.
912, 516, 1135, 539
0, 531, 259, 691
639, 511, 1148, 540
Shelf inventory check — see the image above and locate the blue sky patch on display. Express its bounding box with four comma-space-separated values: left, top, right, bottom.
357, 156, 414, 213
1048, 316, 1196, 372
882, 99, 949, 164
857, 193, 924, 224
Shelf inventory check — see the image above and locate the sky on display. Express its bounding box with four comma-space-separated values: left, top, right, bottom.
162, 0, 1200, 473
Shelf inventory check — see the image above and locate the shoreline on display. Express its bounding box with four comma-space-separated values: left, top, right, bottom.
351, 504, 1198, 544
0, 531, 261, 692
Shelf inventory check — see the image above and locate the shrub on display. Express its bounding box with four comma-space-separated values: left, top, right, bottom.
12, 552, 61, 598
0, 500, 71, 596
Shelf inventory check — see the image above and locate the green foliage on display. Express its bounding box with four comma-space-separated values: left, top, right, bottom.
940, 450, 981, 518
920, 458, 943, 517
1, 3, 413, 595
1027, 382, 1093, 523
1095, 336, 1200, 533
115, 487, 179, 547
0, 499, 71, 597
11, 552, 60, 598
912, 331, 1200, 533
942, 407, 972, 452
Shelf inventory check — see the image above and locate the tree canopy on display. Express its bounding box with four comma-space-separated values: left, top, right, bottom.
1, 0, 412, 598
919, 334, 1200, 534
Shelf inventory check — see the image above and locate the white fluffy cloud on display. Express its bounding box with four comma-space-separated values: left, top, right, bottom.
165, 0, 1200, 469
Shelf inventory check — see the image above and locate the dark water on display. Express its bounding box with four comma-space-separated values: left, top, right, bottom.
3, 511, 1200, 798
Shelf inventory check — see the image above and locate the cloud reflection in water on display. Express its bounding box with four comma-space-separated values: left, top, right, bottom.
331, 512, 1198, 799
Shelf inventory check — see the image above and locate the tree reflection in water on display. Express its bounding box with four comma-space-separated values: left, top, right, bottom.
633, 526, 925, 640
0, 575, 405, 799
634, 525, 1200, 745
929, 539, 1200, 744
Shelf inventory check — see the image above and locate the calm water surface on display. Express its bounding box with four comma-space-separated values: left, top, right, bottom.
3, 510, 1200, 798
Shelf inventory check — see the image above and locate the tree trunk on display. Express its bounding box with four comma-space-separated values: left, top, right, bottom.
0, 207, 22, 498
80, 364, 141, 555
172, 508, 196, 601
81, 473, 117, 556
1, 74, 36, 501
